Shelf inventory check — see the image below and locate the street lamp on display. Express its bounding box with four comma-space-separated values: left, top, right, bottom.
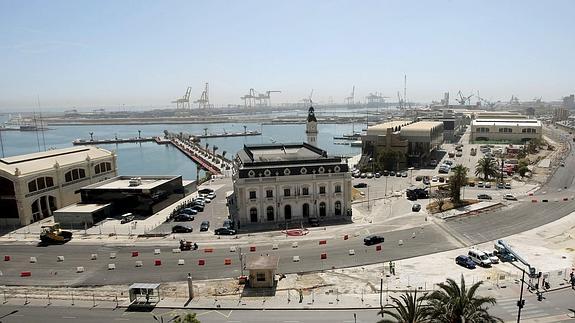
408, 167, 414, 185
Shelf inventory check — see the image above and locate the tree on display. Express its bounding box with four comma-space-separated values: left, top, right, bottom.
378, 290, 429, 323
449, 165, 468, 204
432, 190, 449, 213
475, 157, 498, 181
425, 275, 502, 323
174, 312, 201, 323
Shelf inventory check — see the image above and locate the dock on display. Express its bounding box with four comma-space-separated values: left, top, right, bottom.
170, 138, 222, 175
196, 130, 261, 138
73, 137, 156, 145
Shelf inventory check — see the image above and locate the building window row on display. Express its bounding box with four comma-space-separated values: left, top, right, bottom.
522, 128, 537, 133
65, 168, 86, 183
477, 127, 490, 133
248, 201, 343, 222
28, 176, 55, 193
95, 162, 112, 174
249, 184, 342, 200
498, 128, 513, 133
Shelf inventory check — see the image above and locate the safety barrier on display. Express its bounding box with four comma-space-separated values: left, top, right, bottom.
30, 257, 37, 263
319, 240, 327, 245
131, 251, 139, 257
292, 242, 298, 248
250, 246, 256, 252
91, 254, 98, 260
198, 259, 205, 266
4, 255, 10, 261
204, 248, 214, 253
109, 252, 116, 259
348, 249, 355, 255
108, 264, 116, 270
154, 249, 161, 255
229, 246, 236, 252
272, 244, 279, 250
293, 256, 300, 262
135, 261, 143, 267
224, 258, 232, 265
57, 256, 65, 262
154, 259, 162, 266
320, 253, 327, 260
20, 271, 31, 277
76, 266, 85, 273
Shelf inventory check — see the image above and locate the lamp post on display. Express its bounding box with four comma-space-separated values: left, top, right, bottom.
408, 167, 414, 185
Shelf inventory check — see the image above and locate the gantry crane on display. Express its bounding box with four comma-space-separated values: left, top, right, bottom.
345, 86, 355, 105
301, 89, 314, 106
172, 87, 192, 109
456, 91, 473, 105
194, 83, 210, 109
241, 88, 257, 108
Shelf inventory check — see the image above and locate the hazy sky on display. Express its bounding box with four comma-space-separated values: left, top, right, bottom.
1, 0, 574, 110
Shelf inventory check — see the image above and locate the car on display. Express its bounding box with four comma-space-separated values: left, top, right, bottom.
431, 176, 438, 182
444, 160, 453, 166
382, 170, 389, 176
175, 214, 194, 222
423, 178, 430, 185
366, 172, 374, 179
198, 188, 214, 194
438, 176, 445, 183
497, 182, 504, 189
455, 151, 463, 157
363, 235, 385, 245
375, 172, 381, 178
352, 172, 361, 178
396, 171, 402, 177
483, 250, 499, 264
468, 249, 491, 267
215, 227, 237, 235
193, 199, 205, 206
390, 171, 396, 177
415, 176, 423, 181
505, 183, 511, 189
430, 159, 438, 166
203, 197, 212, 203
401, 172, 408, 178
477, 194, 492, 200
494, 250, 516, 262
200, 221, 210, 231
172, 225, 193, 233
353, 182, 368, 188
560, 162, 565, 167
181, 208, 198, 216
223, 219, 233, 229
477, 181, 484, 188
207, 192, 216, 200
120, 213, 135, 224
360, 173, 367, 178
503, 194, 517, 201
484, 182, 491, 188
468, 181, 475, 187
191, 204, 204, 212
412, 203, 421, 212
455, 255, 476, 269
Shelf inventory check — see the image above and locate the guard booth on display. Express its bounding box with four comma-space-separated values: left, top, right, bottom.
246, 255, 279, 288
128, 283, 161, 308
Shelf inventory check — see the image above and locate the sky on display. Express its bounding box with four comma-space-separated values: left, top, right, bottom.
0, 0, 574, 111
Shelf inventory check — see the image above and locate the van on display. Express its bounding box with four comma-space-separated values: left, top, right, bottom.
120, 213, 134, 224
468, 249, 491, 267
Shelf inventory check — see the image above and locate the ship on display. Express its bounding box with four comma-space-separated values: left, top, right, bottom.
40, 224, 73, 244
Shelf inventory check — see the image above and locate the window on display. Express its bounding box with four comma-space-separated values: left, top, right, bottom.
250, 208, 258, 222
65, 168, 86, 182
95, 162, 112, 174
319, 202, 326, 217
522, 128, 536, 133
335, 201, 342, 216
302, 203, 310, 218
256, 272, 266, 281
334, 184, 342, 193
284, 188, 291, 197
249, 191, 257, 199
266, 206, 274, 221
498, 128, 512, 133
27, 177, 55, 193
302, 187, 309, 196
477, 127, 490, 133
266, 190, 273, 198
284, 205, 292, 220
319, 186, 326, 194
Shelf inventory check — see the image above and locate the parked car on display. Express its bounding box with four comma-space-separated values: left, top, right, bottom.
383, 170, 389, 176
120, 213, 135, 224
181, 208, 198, 216
390, 171, 396, 176
396, 171, 402, 177
430, 159, 438, 166
190, 204, 204, 212
438, 176, 445, 183
483, 250, 499, 264
505, 183, 512, 189
497, 182, 504, 189
468, 249, 491, 267
353, 182, 368, 188
198, 188, 214, 195
444, 160, 453, 166
455, 151, 463, 157
207, 192, 216, 200
484, 182, 492, 188
477, 181, 484, 188
375, 172, 381, 178
503, 194, 517, 201
401, 172, 408, 178
412, 203, 421, 212
215, 227, 237, 235
468, 181, 475, 187
477, 194, 492, 200
494, 250, 516, 262
200, 221, 210, 231
423, 178, 430, 185
172, 225, 193, 233
363, 235, 385, 245
415, 176, 423, 181
431, 176, 438, 182
175, 214, 194, 222
455, 255, 476, 269
203, 197, 212, 203
366, 172, 374, 179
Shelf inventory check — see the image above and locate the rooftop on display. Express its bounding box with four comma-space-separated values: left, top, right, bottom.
472, 119, 542, 127
366, 121, 411, 134
246, 255, 280, 270
400, 121, 443, 137
54, 203, 111, 213
81, 175, 180, 190
0, 146, 113, 177
237, 143, 330, 164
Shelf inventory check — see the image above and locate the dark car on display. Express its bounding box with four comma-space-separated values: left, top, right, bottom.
181, 208, 198, 216
455, 255, 476, 269
175, 214, 194, 222
191, 204, 204, 212
389, 171, 396, 177
215, 227, 237, 235
477, 194, 492, 200
412, 203, 421, 212
353, 182, 368, 188
198, 188, 214, 195
422, 178, 430, 185
308, 217, 319, 227
494, 250, 516, 262
415, 176, 423, 181
382, 170, 389, 176
172, 225, 193, 233
200, 221, 210, 231
363, 235, 385, 245
223, 219, 233, 229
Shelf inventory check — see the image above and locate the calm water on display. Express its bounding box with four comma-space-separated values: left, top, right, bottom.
0, 121, 360, 180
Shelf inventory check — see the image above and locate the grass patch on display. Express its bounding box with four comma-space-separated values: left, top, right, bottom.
426, 199, 479, 214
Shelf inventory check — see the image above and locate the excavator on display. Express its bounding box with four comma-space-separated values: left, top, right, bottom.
40, 223, 73, 244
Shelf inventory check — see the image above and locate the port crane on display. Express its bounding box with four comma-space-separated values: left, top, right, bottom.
301, 89, 314, 106
241, 88, 257, 108
345, 86, 355, 105
194, 83, 211, 109
172, 87, 191, 109
495, 239, 540, 323
257, 90, 281, 107
456, 91, 473, 105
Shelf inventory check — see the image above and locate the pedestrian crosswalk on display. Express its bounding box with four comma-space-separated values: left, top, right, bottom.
496, 297, 550, 321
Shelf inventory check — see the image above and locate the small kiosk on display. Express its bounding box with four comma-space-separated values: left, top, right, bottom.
128, 283, 161, 307
246, 255, 279, 288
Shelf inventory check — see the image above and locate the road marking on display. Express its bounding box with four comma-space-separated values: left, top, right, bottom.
284, 321, 301, 323
62, 316, 77, 319
114, 319, 130, 321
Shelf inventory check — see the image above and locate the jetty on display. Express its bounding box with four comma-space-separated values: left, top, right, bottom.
73, 137, 156, 145
170, 138, 224, 175
196, 130, 261, 138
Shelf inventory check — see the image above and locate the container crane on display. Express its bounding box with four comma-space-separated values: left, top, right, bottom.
194, 83, 210, 109
172, 87, 192, 109
345, 86, 355, 105
301, 89, 314, 106
241, 88, 257, 108
456, 91, 473, 105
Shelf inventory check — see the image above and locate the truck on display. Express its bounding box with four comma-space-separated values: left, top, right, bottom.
40, 224, 73, 244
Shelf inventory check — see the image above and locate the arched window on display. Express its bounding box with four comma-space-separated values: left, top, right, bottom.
335, 201, 342, 216
319, 202, 326, 217
28, 176, 54, 193
284, 205, 292, 220
302, 203, 310, 218
266, 206, 274, 221
249, 207, 258, 223
65, 168, 86, 182
95, 162, 112, 174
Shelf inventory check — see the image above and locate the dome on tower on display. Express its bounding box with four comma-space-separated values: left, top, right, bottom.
307, 106, 317, 122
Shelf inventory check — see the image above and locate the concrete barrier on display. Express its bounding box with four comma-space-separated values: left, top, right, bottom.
154, 249, 161, 255
348, 249, 355, 255
178, 259, 185, 265
398, 240, 404, 246
293, 256, 300, 262
30, 257, 37, 263
91, 254, 98, 260
135, 261, 143, 267
229, 246, 236, 252
76, 266, 85, 273
172, 248, 181, 253
110, 252, 116, 259
292, 242, 298, 248
108, 264, 116, 270
272, 244, 279, 250
57, 256, 65, 262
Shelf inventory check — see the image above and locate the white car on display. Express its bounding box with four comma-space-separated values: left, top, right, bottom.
431, 176, 439, 182
483, 250, 499, 264
503, 194, 517, 201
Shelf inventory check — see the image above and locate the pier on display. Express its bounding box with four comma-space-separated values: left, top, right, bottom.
169, 138, 226, 175
73, 137, 156, 145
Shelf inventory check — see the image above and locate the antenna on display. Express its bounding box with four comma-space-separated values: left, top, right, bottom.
403, 74, 407, 108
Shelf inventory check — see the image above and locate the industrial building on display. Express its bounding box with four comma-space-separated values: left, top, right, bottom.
400, 121, 444, 167
0, 146, 116, 227
470, 112, 542, 143
54, 175, 187, 228
228, 142, 352, 230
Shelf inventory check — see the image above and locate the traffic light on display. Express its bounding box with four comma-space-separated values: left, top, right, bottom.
517, 299, 525, 308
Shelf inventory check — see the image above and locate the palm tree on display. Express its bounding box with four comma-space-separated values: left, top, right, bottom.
174, 312, 200, 323
378, 290, 429, 323
449, 164, 468, 204
475, 157, 498, 181
425, 275, 502, 323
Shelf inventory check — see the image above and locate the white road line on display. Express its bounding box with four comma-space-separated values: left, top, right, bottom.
62, 317, 77, 319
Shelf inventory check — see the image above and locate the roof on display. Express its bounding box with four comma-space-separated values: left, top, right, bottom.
471, 119, 541, 127
0, 146, 113, 177
246, 255, 280, 270
81, 175, 179, 190
307, 106, 317, 122
367, 121, 410, 135
400, 121, 443, 137
237, 143, 328, 164
54, 203, 111, 213
129, 283, 161, 290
